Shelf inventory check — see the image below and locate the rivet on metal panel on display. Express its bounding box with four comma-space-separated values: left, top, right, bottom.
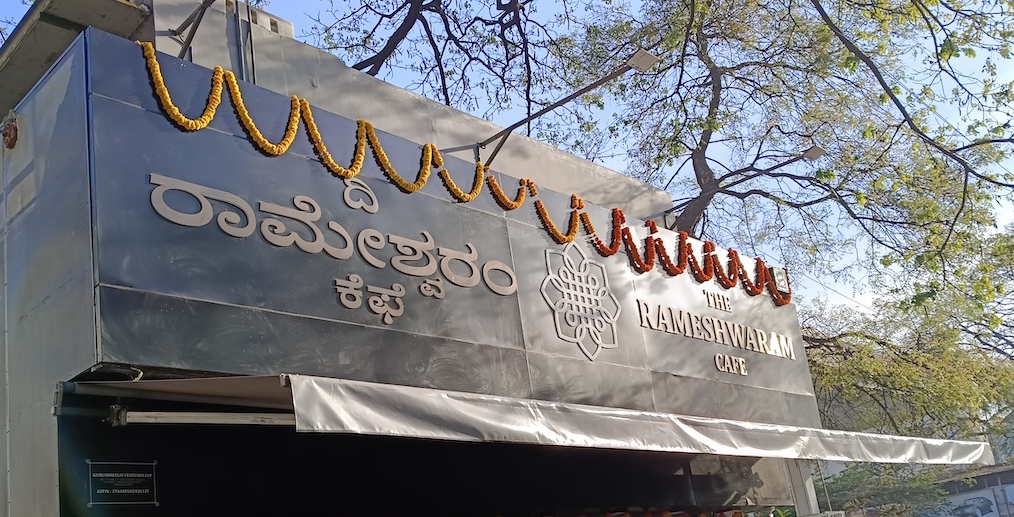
2, 110, 17, 149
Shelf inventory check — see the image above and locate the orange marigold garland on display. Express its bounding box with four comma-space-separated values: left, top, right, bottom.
687, 241, 714, 283
487, 175, 527, 210
737, 257, 768, 296
767, 269, 793, 306
535, 195, 582, 244
582, 208, 624, 257
526, 180, 539, 197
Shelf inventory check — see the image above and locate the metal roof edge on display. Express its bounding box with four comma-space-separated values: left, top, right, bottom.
0, 0, 149, 114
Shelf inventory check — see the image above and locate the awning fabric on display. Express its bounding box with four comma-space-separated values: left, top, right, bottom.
71, 374, 995, 465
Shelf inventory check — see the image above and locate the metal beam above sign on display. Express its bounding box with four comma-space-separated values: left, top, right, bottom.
477, 49, 660, 167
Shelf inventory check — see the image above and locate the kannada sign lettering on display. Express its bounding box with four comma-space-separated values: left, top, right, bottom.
149, 173, 518, 325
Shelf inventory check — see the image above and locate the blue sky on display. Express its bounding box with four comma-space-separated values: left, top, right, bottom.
256, 1, 322, 35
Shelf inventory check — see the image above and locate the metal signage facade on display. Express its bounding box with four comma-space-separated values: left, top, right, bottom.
86, 30, 820, 427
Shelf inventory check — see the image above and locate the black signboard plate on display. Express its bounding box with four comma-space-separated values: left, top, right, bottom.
86, 460, 157, 507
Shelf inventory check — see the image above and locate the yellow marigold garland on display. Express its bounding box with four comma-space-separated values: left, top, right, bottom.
364, 121, 398, 178
299, 100, 366, 179
375, 139, 437, 193
440, 161, 486, 202
141, 41, 222, 131
224, 74, 300, 156
571, 194, 585, 210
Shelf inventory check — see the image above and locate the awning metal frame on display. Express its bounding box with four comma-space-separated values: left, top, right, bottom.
55, 373, 996, 466
107, 405, 295, 427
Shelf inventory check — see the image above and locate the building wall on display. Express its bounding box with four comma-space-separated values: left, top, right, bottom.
940, 468, 1014, 517
148, 0, 673, 220
0, 37, 97, 517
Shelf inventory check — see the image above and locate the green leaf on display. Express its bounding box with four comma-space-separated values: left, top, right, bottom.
815, 169, 837, 183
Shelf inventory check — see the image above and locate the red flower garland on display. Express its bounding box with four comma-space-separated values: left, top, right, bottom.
655, 231, 689, 276
687, 241, 714, 283
713, 249, 740, 289
579, 207, 792, 305
736, 257, 767, 296
582, 208, 625, 257
621, 221, 658, 273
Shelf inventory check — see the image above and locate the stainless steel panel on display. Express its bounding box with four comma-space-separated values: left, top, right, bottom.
98, 287, 533, 399
3, 36, 94, 517
90, 29, 318, 160
508, 218, 649, 368
85, 30, 821, 427
631, 226, 816, 397
527, 352, 655, 411
152, 0, 232, 72
250, 23, 288, 91
124, 11, 673, 218
252, 26, 323, 105
90, 96, 525, 350
0, 232, 6, 516
650, 371, 822, 427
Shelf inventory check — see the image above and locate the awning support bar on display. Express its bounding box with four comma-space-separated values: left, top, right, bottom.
476, 49, 660, 167
109, 405, 295, 427
59, 381, 293, 410
172, 0, 217, 59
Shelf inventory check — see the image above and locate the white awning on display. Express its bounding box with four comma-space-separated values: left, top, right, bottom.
62, 374, 994, 465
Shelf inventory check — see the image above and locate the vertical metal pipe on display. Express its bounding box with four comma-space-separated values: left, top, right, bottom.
232, 1, 246, 81
245, 2, 257, 84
